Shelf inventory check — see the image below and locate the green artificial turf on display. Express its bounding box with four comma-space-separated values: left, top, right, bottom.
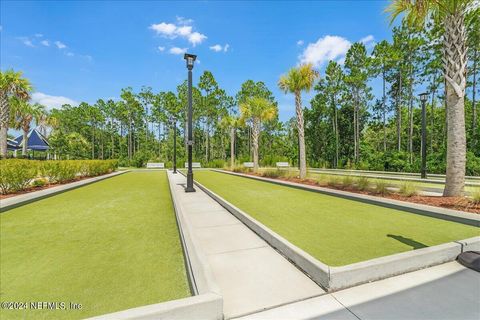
194, 170, 479, 266
0, 171, 190, 320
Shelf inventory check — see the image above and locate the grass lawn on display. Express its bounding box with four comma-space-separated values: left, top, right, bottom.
194, 170, 479, 266
0, 171, 190, 320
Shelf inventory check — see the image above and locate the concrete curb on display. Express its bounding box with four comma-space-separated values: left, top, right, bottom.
328, 241, 462, 290
196, 170, 479, 291
87, 293, 221, 320
86, 171, 223, 320
456, 236, 480, 252
0, 171, 127, 212
214, 169, 480, 227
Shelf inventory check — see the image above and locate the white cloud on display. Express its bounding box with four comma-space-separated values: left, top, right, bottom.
169, 47, 187, 55
188, 32, 207, 46
209, 44, 222, 52
209, 43, 229, 52
41, 40, 50, 46
177, 25, 192, 36
35, 33, 43, 38
149, 22, 177, 37
158, 46, 165, 52
55, 41, 67, 49
297, 40, 304, 46
176, 16, 193, 25
66, 52, 74, 57
31, 92, 78, 110
149, 19, 207, 46
22, 39, 34, 47
360, 34, 375, 49
299, 35, 351, 67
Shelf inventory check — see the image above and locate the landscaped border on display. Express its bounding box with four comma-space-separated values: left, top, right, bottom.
193, 169, 479, 291
0, 171, 127, 212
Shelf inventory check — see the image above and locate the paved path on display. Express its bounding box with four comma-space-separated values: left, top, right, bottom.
168, 172, 325, 319
236, 261, 480, 320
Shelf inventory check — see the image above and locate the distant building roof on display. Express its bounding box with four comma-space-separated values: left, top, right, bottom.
15, 128, 50, 151
7, 138, 21, 150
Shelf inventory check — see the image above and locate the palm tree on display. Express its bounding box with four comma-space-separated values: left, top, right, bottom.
278, 63, 319, 179
12, 100, 45, 156
220, 115, 242, 169
0, 70, 32, 158
239, 97, 277, 172
387, 0, 476, 196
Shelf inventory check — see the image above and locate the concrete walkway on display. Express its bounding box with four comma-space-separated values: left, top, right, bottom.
167, 172, 325, 319
236, 261, 480, 320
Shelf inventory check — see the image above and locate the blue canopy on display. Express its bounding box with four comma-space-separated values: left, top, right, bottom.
15, 128, 50, 151
7, 138, 21, 150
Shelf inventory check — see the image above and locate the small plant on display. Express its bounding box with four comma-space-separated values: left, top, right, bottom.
316, 174, 328, 186
355, 176, 370, 191
399, 182, 418, 197
374, 180, 390, 195
341, 175, 354, 189
327, 176, 341, 187
262, 169, 284, 178
32, 178, 48, 187
470, 188, 480, 205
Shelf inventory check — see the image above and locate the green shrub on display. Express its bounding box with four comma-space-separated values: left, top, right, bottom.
0, 159, 39, 194
355, 176, 370, 191
399, 182, 418, 197
1, 159, 118, 194
470, 188, 480, 205
341, 175, 354, 188
327, 176, 341, 187
374, 180, 390, 195
206, 159, 226, 168
261, 169, 286, 178
32, 178, 48, 187
131, 151, 150, 168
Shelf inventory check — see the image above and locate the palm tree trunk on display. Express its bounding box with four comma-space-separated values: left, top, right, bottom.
22, 128, 28, 156
252, 119, 260, 172
0, 93, 9, 158
295, 91, 307, 178
443, 12, 467, 196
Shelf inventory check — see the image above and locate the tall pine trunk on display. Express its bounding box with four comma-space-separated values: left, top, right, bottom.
397, 71, 402, 152
472, 48, 477, 149
443, 12, 467, 196
230, 127, 235, 169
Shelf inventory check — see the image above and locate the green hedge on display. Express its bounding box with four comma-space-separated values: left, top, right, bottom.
0, 159, 118, 194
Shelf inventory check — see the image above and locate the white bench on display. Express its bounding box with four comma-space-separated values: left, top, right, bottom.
243, 162, 254, 168
146, 162, 165, 169
276, 162, 290, 169
184, 162, 202, 168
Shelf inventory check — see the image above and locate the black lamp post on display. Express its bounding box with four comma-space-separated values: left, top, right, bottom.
184, 53, 196, 192
170, 116, 177, 174
419, 92, 429, 179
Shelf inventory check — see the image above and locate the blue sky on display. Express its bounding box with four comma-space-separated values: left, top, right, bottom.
1, 0, 397, 122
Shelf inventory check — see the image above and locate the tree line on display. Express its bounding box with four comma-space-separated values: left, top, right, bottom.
0, 0, 478, 196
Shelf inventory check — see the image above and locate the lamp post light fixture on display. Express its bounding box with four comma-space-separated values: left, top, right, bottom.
419, 92, 429, 179
184, 53, 197, 192
170, 116, 177, 174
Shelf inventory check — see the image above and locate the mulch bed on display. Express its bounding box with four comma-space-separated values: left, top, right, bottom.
242, 172, 480, 214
